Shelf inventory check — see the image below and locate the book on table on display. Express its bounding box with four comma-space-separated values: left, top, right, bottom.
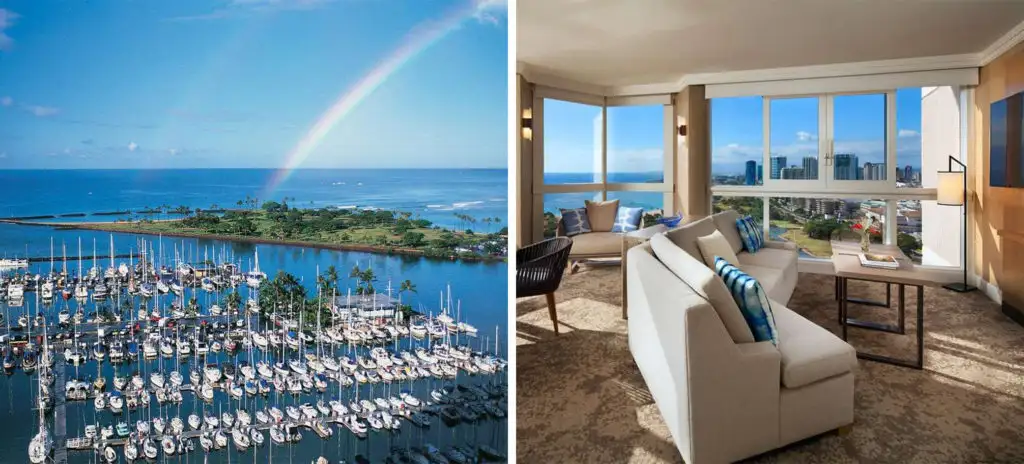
858, 253, 899, 269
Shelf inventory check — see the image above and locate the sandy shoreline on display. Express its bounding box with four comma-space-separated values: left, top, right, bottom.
0, 219, 506, 263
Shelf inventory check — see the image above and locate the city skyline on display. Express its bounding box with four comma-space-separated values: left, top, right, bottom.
0, 0, 508, 169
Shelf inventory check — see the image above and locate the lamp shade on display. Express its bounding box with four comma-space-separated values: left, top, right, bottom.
937, 171, 965, 206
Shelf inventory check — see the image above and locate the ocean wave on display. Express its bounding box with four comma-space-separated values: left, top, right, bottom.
452, 201, 484, 209
426, 205, 445, 209
334, 205, 358, 209
488, 198, 506, 202
331, 182, 346, 186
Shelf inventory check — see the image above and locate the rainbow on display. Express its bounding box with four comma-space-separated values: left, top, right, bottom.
262, 0, 502, 199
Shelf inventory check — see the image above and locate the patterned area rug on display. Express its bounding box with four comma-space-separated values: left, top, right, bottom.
516, 263, 1024, 463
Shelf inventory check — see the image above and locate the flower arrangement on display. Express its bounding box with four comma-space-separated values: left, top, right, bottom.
851, 216, 880, 252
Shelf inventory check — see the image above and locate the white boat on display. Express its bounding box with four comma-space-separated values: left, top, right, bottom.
189, 414, 201, 430
214, 430, 228, 448
200, 383, 214, 401
103, 445, 117, 462
152, 417, 165, 435
250, 427, 264, 446
256, 409, 270, 424
252, 332, 268, 348
204, 415, 219, 429
143, 439, 158, 460
200, 434, 213, 452
161, 436, 176, 456
269, 407, 284, 422
232, 428, 250, 450
222, 412, 234, 428
236, 409, 251, 426
169, 370, 183, 386
269, 426, 285, 445
136, 420, 150, 435
300, 403, 318, 419
288, 359, 308, 375
94, 394, 106, 410
28, 424, 52, 463
0, 258, 28, 268
204, 366, 222, 384
150, 372, 165, 389
171, 417, 184, 434
286, 406, 302, 421
109, 392, 124, 413
124, 442, 138, 461
257, 361, 274, 379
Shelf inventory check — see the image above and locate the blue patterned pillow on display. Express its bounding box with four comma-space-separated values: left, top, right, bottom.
714, 257, 779, 345
611, 207, 643, 233
736, 215, 764, 253
559, 208, 592, 237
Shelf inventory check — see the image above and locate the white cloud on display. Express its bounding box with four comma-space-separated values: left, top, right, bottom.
473, 0, 506, 25
24, 105, 58, 117
168, 148, 179, 155
0, 152, 6, 159
898, 129, 920, 138
0, 9, 17, 52
796, 131, 817, 142
0, 96, 11, 107
128, 141, 138, 152
63, 148, 71, 154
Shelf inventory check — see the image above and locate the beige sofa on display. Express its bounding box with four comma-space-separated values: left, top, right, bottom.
555, 219, 622, 259
626, 211, 857, 463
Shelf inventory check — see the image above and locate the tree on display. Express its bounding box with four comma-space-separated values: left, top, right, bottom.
401, 231, 425, 247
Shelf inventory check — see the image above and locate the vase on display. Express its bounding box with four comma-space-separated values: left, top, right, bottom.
860, 234, 870, 252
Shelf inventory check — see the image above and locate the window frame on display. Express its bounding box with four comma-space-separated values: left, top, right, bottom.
533, 86, 675, 225
710, 86, 970, 272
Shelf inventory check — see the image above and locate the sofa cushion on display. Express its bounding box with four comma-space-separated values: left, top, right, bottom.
696, 230, 740, 269
585, 199, 619, 232
714, 257, 779, 345
568, 231, 621, 256
738, 265, 782, 295
737, 247, 797, 272
712, 210, 745, 254
559, 208, 592, 237
611, 206, 644, 233
650, 234, 754, 343
664, 215, 718, 262
736, 216, 765, 253
771, 303, 857, 389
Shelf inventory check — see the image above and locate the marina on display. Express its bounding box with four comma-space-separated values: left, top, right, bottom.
2, 230, 508, 464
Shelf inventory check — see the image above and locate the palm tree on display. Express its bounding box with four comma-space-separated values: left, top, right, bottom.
398, 279, 416, 302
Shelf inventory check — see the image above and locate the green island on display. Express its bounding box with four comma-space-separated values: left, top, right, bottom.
67, 199, 508, 262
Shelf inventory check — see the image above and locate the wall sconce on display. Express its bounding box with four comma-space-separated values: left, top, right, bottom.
678, 124, 687, 136
522, 108, 533, 140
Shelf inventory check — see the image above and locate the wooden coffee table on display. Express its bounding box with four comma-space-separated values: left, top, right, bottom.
831, 242, 945, 369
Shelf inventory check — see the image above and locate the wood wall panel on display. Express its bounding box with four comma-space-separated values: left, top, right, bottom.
974, 42, 1024, 309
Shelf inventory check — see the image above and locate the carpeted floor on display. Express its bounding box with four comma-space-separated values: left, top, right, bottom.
516, 262, 1024, 463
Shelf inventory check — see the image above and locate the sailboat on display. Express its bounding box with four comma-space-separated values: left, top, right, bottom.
245, 247, 266, 287
28, 360, 54, 462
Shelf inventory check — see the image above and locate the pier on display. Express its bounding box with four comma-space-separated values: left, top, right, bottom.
54, 357, 68, 464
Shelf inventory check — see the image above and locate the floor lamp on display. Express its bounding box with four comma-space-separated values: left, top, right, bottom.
937, 156, 976, 292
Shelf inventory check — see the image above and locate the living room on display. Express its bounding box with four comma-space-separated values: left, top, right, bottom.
514, 1, 1024, 462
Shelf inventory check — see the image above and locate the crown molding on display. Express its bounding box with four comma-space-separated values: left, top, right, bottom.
979, 18, 1024, 66
520, 19, 1024, 96
682, 53, 979, 86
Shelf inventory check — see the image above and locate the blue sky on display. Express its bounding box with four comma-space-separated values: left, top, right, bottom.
0, 0, 507, 169
542, 89, 923, 175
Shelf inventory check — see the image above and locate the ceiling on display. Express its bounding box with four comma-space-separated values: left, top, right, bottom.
517, 0, 1024, 88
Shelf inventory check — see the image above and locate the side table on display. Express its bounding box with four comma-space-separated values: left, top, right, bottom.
621, 224, 669, 319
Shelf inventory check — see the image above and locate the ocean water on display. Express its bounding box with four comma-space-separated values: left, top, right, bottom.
0, 168, 509, 463
0, 169, 508, 231
540, 172, 664, 214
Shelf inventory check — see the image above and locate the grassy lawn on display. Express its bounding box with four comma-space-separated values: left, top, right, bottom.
771, 220, 833, 258
77, 208, 504, 260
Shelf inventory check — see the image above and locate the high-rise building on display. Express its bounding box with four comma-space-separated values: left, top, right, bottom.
744, 160, 757, 185
834, 153, 859, 180
873, 163, 885, 180
781, 167, 805, 180
904, 165, 913, 182
863, 162, 874, 181
770, 156, 787, 179
802, 156, 818, 180
757, 164, 763, 184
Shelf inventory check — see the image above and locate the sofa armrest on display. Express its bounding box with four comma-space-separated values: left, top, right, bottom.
627, 247, 781, 463
762, 240, 797, 251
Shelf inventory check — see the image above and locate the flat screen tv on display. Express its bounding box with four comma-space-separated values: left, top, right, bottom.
991, 92, 1024, 188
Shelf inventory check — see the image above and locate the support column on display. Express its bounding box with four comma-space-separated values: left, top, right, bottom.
674, 85, 711, 218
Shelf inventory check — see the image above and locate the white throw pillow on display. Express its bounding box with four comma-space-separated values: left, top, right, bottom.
696, 230, 740, 269
650, 233, 755, 344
